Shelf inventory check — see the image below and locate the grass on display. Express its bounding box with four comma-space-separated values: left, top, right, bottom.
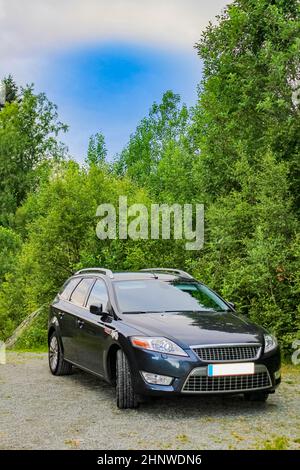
158, 442, 173, 449
176, 434, 190, 444
64, 438, 81, 448
281, 364, 300, 374
10, 345, 48, 353
231, 431, 245, 442
260, 436, 290, 450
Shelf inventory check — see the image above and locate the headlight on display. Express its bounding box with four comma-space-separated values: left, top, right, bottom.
264, 334, 278, 353
131, 336, 188, 356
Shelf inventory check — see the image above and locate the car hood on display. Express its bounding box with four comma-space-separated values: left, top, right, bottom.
122, 311, 264, 347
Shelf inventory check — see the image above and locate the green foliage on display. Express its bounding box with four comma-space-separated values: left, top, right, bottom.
1, 1, 300, 357
261, 436, 290, 450
12, 306, 48, 350
2, 75, 19, 103
0, 227, 21, 282
192, 0, 300, 206
0, 84, 68, 225
187, 0, 300, 357
114, 90, 191, 192
0, 161, 188, 339
86, 132, 107, 167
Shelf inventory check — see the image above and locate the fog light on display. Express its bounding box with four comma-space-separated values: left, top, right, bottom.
141, 371, 173, 385
274, 369, 281, 380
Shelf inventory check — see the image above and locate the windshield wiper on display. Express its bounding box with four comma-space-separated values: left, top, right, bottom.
122, 310, 163, 314
164, 309, 211, 313
122, 309, 228, 314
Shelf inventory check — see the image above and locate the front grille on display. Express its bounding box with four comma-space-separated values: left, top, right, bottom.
182, 371, 271, 393
192, 344, 261, 362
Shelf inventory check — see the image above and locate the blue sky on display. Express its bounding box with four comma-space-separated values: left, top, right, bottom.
0, 0, 228, 160
42, 44, 202, 160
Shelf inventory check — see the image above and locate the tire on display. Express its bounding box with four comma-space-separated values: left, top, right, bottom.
244, 391, 269, 402
48, 331, 73, 376
116, 349, 138, 409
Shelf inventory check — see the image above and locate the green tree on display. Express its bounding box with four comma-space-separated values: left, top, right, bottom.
1, 1, 299, 356
0, 83, 68, 225
2, 75, 19, 103
86, 132, 107, 167
0, 161, 188, 340
192, 0, 300, 207
114, 90, 191, 189
188, 151, 299, 353
0, 227, 21, 283
188, 0, 300, 354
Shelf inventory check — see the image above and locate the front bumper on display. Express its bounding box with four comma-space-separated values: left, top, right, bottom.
127, 346, 281, 396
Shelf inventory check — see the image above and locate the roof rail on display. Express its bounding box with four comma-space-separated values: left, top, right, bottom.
75, 268, 114, 278
140, 268, 194, 280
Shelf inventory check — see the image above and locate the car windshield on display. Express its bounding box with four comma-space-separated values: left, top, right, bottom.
113, 280, 229, 314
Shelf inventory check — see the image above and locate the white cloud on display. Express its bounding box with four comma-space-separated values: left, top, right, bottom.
0, 0, 228, 60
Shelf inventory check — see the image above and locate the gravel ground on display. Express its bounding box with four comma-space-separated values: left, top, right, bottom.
0, 352, 299, 450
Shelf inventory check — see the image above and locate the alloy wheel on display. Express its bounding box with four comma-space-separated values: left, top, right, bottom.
49, 335, 59, 372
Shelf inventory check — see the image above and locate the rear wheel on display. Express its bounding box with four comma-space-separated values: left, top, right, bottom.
116, 349, 138, 409
48, 332, 73, 376
244, 391, 269, 402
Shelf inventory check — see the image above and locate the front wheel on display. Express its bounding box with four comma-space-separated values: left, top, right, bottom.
116, 349, 138, 409
48, 331, 73, 376
244, 391, 269, 402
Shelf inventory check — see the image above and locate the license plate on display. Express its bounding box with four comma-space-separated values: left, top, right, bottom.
207, 362, 255, 377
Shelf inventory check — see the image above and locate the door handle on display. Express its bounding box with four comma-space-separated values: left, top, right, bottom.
58, 312, 64, 320
77, 319, 85, 329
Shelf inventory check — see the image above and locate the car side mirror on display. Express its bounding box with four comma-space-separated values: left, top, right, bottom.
228, 301, 236, 311
90, 303, 103, 316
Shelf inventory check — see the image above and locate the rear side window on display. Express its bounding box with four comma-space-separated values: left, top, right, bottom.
70, 278, 95, 306
60, 278, 81, 301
